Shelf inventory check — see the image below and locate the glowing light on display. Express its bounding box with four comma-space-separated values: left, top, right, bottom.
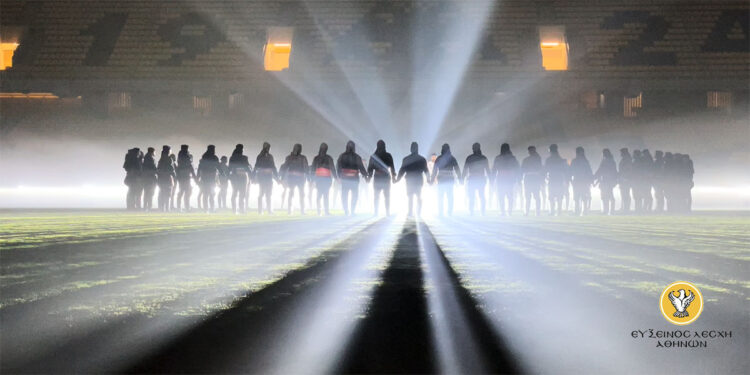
264, 27, 293, 71
539, 26, 568, 71
0, 92, 59, 99
1, 42, 19, 70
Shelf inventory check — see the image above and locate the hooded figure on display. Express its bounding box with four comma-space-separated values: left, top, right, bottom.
462, 142, 491, 216
431, 143, 461, 216
255, 142, 279, 214
653, 150, 665, 212
368, 140, 396, 216
521, 146, 544, 216
217, 155, 229, 210
396, 142, 430, 217
282, 143, 309, 214
594, 148, 618, 215
492, 143, 521, 215
570, 146, 593, 215
545, 144, 568, 216
156, 145, 176, 212
175, 145, 196, 211
311, 142, 337, 215
229, 144, 252, 214
123, 148, 143, 210
197, 145, 220, 212
141, 147, 158, 211
336, 140, 368, 215
618, 148, 633, 212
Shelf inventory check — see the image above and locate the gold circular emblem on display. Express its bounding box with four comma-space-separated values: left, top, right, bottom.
660, 281, 703, 325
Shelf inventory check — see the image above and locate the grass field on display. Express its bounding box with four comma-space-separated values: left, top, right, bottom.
1, 210, 748, 373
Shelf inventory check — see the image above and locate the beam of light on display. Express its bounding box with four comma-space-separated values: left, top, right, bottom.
2, 216, 377, 371
410, 0, 497, 151
300, 0, 402, 154
259, 217, 404, 375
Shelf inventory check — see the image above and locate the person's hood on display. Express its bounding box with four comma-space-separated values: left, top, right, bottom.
319, 142, 328, 156
376, 140, 386, 154
575, 146, 585, 158
292, 143, 302, 156
441, 143, 450, 156
472, 142, 482, 155
500, 143, 511, 156
346, 140, 355, 153
410, 142, 418, 155
261, 142, 271, 155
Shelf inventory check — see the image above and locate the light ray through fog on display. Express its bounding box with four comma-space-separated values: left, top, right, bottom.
410, 0, 497, 150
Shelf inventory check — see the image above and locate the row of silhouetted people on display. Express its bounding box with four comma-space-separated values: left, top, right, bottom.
123, 141, 694, 216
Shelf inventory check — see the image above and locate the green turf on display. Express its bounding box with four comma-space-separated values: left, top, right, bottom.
0, 210, 311, 249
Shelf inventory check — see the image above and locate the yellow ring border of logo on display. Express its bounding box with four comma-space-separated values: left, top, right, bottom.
659, 281, 704, 325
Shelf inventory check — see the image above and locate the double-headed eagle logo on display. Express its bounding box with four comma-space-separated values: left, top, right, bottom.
660, 281, 703, 325
667, 289, 695, 318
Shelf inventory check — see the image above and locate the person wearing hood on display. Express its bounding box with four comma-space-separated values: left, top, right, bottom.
462, 142, 491, 216
311, 142, 337, 215
229, 144, 252, 214
396, 142, 430, 217
652, 150, 665, 213
521, 146, 544, 216
255, 142, 279, 214
431, 143, 461, 217
618, 148, 633, 213
197, 145, 220, 213
141, 147, 158, 211
336, 140, 368, 215
156, 145, 176, 212
175, 144, 197, 212
123, 147, 143, 210
367, 140, 396, 216
492, 143, 521, 216
570, 146, 594, 216
545, 144, 568, 216
217, 156, 229, 210
283, 143, 309, 214
594, 148, 618, 215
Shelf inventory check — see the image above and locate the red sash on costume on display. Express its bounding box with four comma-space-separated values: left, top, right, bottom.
315, 168, 332, 177
342, 168, 358, 178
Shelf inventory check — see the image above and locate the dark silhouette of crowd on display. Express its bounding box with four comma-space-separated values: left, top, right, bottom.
123, 141, 695, 216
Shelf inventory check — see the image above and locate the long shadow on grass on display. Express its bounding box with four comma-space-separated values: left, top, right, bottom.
334, 220, 520, 374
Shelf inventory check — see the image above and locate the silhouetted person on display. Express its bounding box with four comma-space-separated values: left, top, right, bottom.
283, 143, 309, 214
368, 140, 396, 216
229, 144, 252, 214
545, 144, 568, 216
431, 143, 461, 216
618, 148, 633, 213
492, 143, 521, 215
396, 142, 430, 217
337, 140, 368, 215
197, 145, 220, 213
123, 147, 142, 210
217, 156, 229, 210
521, 146, 543, 216
311, 142, 337, 215
663, 152, 677, 212
462, 142, 491, 216
176, 145, 196, 212
570, 146, 593, 216
632, 150, 647, 212
594, 148, 618, 215
683, 154, 694, 212
653, 150, 665, 212
156, 146, 176, 212
141, 147, 157, 211
255, 142, 279, 214
169, 153, 177, 210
